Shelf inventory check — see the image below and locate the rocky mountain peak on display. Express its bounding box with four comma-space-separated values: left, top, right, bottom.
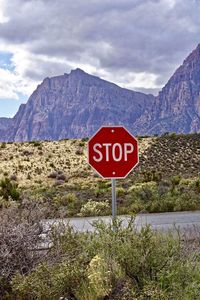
134, 44, 200, 135
183, 43, 200, 64
70, 68, 86, 75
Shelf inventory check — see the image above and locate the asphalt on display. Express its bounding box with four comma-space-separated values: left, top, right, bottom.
44, 211, 200, 233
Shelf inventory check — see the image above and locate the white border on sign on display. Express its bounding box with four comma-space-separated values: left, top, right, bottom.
87, 125, 139, 179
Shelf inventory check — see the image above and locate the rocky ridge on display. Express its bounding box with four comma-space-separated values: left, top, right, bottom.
135, 44, 200, 135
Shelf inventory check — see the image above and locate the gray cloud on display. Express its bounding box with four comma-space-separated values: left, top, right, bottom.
0, 0, 200, 94
24, 58, 72, 81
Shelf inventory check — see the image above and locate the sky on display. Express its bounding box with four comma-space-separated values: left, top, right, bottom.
0, 0, 200, 117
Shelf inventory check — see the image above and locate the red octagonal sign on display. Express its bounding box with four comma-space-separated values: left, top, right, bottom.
88, 126, 139, 179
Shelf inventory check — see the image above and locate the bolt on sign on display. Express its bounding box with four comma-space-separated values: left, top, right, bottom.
88, 126, 139, 223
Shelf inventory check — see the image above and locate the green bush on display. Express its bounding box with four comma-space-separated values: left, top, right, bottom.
53, 193, 77, 208
171, 175, 182, 189
122, 177, 200, 214
0, 142, 6, 149
78, 200, 109, 216
13, 261, 85, 300
0, 178, 20, 201
0, 216, 199, 299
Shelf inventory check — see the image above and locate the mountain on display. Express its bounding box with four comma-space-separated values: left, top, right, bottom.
0, 69, 154, 142
0, 44, 200, 142
0, 118, 12, 141
135, 44, 200, 135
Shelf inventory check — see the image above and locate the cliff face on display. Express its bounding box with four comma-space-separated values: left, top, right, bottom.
2, 69, 154, 141
0, 118, 12, 141
135, 44, 200, 135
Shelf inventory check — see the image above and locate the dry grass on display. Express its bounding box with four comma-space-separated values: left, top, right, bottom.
0, 137, 155, 188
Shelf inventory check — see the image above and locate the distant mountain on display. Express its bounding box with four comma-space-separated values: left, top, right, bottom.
135, 44, 200, 135
0, 69, 154, 141
0, 44, 200, 142
0, 118, 12, 141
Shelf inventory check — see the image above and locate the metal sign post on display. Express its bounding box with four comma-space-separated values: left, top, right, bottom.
111, 178, 117, 224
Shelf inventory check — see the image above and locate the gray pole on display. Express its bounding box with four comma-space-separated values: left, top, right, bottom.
111, 178, 117, 224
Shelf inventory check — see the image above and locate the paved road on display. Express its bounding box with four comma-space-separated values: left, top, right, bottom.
44, 211, 200, 233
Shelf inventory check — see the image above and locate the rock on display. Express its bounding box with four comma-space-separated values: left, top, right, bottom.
135, 44, 200, 135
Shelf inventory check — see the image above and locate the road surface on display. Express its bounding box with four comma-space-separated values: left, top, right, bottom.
44, 211, 200, 233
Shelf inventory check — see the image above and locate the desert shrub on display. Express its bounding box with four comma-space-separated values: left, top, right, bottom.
142, 170, 162, 183
57, 173, 67, 181
81, 137, 89, 142
53, 193, 77, 207
94, 187, 106, 197
116, 187, 126, 196
85, 254, 124, 299
157, 180, 171, 196
0, 196, 11, 209
18, 164, 23, 170
75, 147, 84, 155
189, 177, 200, 192
33, 141, 41, 147
0, 142, 6, 149
63, 193, 77, 203
124, 178, 200, 214
22, 150, 33, 156
0, 178, 20, 201
12, 223, 89, 299
0, 205, 45, 298
78, 141, 85, 147
12, 260, 84, 300
49, 162, 55, 168
0, 216, 199, 299
57, 170, 64, 175
162, 132, 170, 136
171, 175, 182, 188
142, 170, 153, 182
136, 187, 154, 202
48, 171, 58, 179
87, 221, 200, 299
169, 132, 177, 138
53, 179, 65, 186
79, 200, 110, 216
195, 178, 200, 192
10, 174, 17, 181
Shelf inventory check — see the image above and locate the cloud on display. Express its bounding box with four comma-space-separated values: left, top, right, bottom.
0, 0, 8, 23
0, 0, 200, 105
0, 67, 37, 100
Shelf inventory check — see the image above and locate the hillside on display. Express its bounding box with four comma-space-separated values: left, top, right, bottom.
0, 133, 199, 216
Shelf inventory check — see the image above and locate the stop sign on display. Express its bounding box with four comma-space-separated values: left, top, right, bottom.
88, 126, 139, 178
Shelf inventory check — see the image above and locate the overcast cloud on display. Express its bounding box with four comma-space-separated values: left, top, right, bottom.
0, 0, 200, 115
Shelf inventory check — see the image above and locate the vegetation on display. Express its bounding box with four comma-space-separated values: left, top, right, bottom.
0, 133, 199, 217
0, 206, 199, 299
0, 177, 20, 203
